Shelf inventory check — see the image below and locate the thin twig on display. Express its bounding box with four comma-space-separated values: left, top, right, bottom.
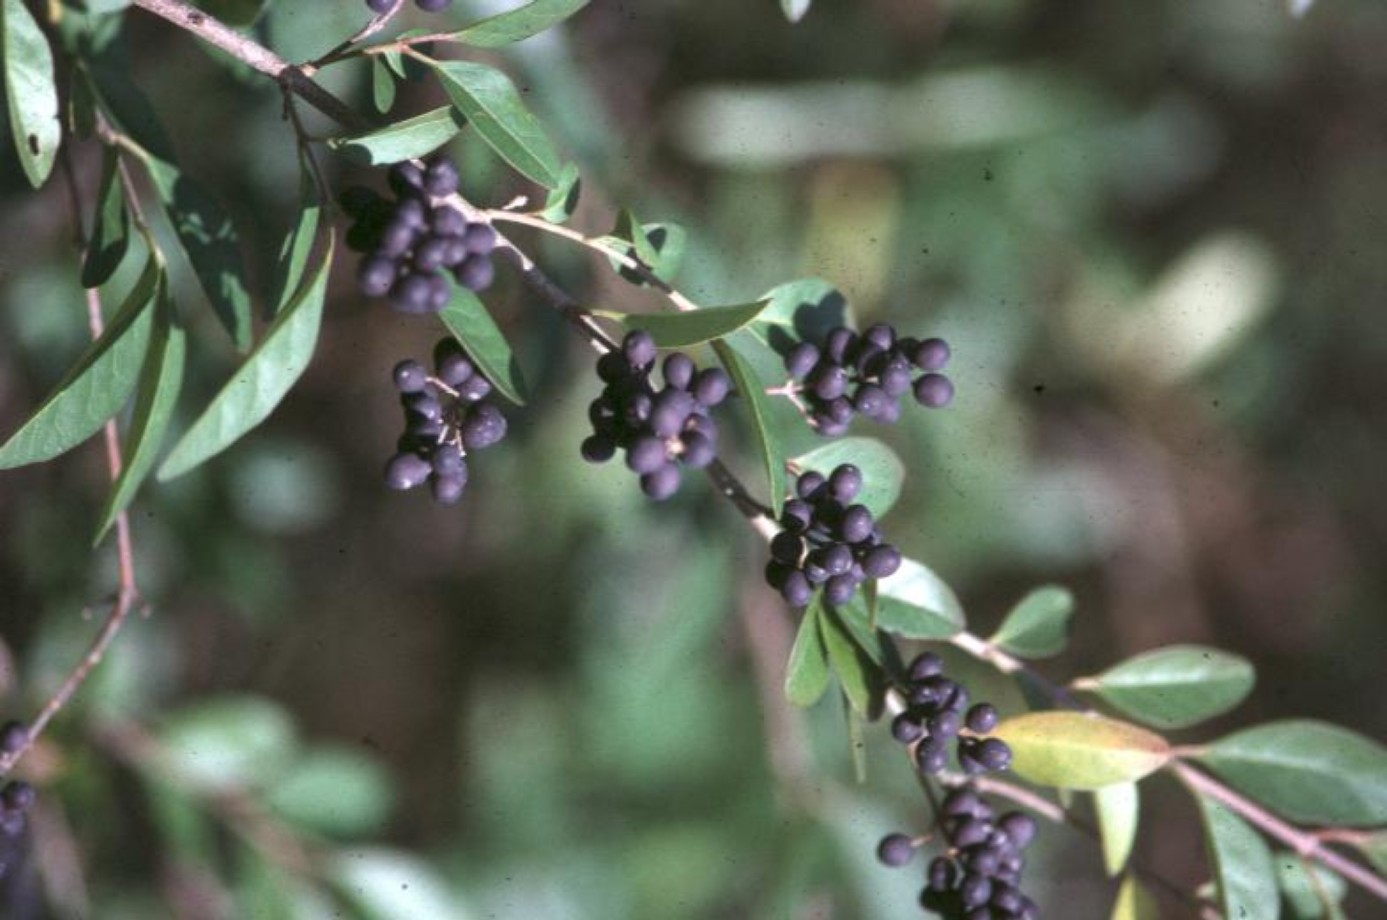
308, 0, 408, 71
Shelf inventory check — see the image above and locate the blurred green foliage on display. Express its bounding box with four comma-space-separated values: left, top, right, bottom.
2, 0, 1387, 916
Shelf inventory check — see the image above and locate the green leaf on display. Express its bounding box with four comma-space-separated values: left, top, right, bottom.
1275, 852, 1347, 920
326, 106, 465, 166
269, 177, 322, 318
820, 603, 878, 715
752, 278, 849, 346
790, 437, 904, 518
1109, 874, 1160, 920
266, 747, 394, 838
1195, 795, 1279, 920
1081, 645, 1256, 730
988, 586, 1074, 659
538, 162, 581, 223
846, 703, 868, 783
833, 597, 888, 665
2, 0, 61, 187
438, 287, 528, 406
143, 156, 253, 352
370, 55, 396, 114
0, 257, 159, 469
82, 147, 130, 287
1197, 720, 1387, 826
328, 849, 469, 920
450, 0, 588, 47
93, 282, 186, 543
994, 711, 1171, 790
430, 59, 562, 188
1094, 782, 1140, 876
780, 0, 812, 23
1352, 830, 1387, 876
593, 301, 768, 349
784, 601, 831, 707
160, 695, 296, 791
713, 340, 786, 515
602, 209, 687, 285
158, 233, 334, 480
874, 557, 965, 638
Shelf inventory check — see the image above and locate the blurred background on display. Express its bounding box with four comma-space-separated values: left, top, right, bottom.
1, 0, 1385, 916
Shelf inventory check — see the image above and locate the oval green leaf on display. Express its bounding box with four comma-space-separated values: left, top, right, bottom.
142, 156, 253, 352
752, 277, 849, 346
438, 286, 528, 406
94, 282, 186, 543
2, 0, 61, 187
430, 59, 562, 188
875, 557, 965, 638
0, 257, 158, 469
1082, 645, 1255, 730
266, 747, 393, 838
82, 147, 130, 287
989, 585, 1073, 659
594, 300, 768, 349
713, 339, 786, 515
785, 601, 830, 707
326, 106, 465, 166
451, 0, 589, 47
1094, 782, 1139, 876
1196, 720, 1387, 827
371, 55, 396, 114
1109, 874, 1160, 920
1195, 795, 1278, 920
790, 436, 904, 518
158, 233, 334, 480
269, 172, 322, 319
994, 711, 1171, 790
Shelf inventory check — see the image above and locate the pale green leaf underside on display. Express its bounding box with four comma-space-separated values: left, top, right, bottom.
326, 106, 465, 166
995, 711, 1171, 790
989, 585, 1073, 659
2, 0, 61, 187
1086, 644, 1255, 729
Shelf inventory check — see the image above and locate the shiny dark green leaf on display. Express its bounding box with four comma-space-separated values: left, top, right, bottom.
989, 585, 1074, 659
1082, 645, 1255, 730
874, 557, 965, 638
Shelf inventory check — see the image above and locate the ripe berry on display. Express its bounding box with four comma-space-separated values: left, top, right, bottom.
0, 722, 26, 756
392, 360, 428, 394
385, 453, 432, 490
640, 462, 681, 501
876, 833, 917, 868
914, 373, 955, 408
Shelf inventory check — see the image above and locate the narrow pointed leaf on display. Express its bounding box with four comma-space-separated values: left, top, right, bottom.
994, 711, 1171, 790
269, 177, 321, 318
1195, 795, 1278, 920
989, 586, 1074, 659
593, 300, 768, 349
2, 0, 61, 187
833, 597, 888, 665
785, 601, 830, 707
430, 60, 562, 188
1081, 645, 1255, 730
1196, 720, 1387, 826
371, 56, 397, 114
82, 147, 130, 287
142, 157, 253, 351
94, 282, 186, 542
846, 702, 868, 783
790, 437, 903, 518
820, 603, 877, 715
874, 557, 965, 638
713, 339, 786, 515
0, 258, 159, 468
1109, 874, 1160, 920
158, 234, 334, 480
450, 0, 588, 47
326, 106, 465, 166
438, 287, 528, 406
1094, 782, 1140, 876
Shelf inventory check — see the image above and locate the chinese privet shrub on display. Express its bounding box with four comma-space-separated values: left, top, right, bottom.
0, 0, 1383, 917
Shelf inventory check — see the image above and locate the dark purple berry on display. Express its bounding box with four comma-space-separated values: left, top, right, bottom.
785, 342, 819, 378
460, 404, 507, 450
966, 703, 999, 734
431, 445, 465, 478
436, 352, 474, 389
431, 472, 466, 504
662, 352, 695, 390
796, 471, 827, 500
1, 781, 35, 813
455, 374, 492, 403
693, 368, 731, 407
622, 331, 658, 369
385, 452, 431, 490
431, 205, 466, 236
462, 222, 497, 255
839, 505, 874, 544
861, 544, 902, 579
891, 713, 924, 744
389, 273, 434, 314
424, 156, 459, 197
914, 372, 955, 408
581, 435, 616, 463
781, 571, 813, 607
626, 435, 669, 475
0, 722, 26, 756
679, 431, 715, 468
388, 162, 425, 196
909, 652, 944, 680
455, 254, 495, 292
393, 359, 428, 393
876, 833, 916, 868
824, 573, 856, 606
640, 462, 681, 501
828, 464, 863, 503
913, 337, 951, 371
358, 255, 397, 297
976, 738, 1013, 772
999, 813, 1037, 849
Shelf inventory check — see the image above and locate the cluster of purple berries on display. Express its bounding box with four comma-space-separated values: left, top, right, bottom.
581, 330, 731, 501
343, 156, 498, 315
765, 464, 903, 607
384, 339, 506, 505
879, 785, 1040, 919
891, 652, 1013, 776
366, 0, 452, 13
783, 325, 954, 436
0, 721, 34, 881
